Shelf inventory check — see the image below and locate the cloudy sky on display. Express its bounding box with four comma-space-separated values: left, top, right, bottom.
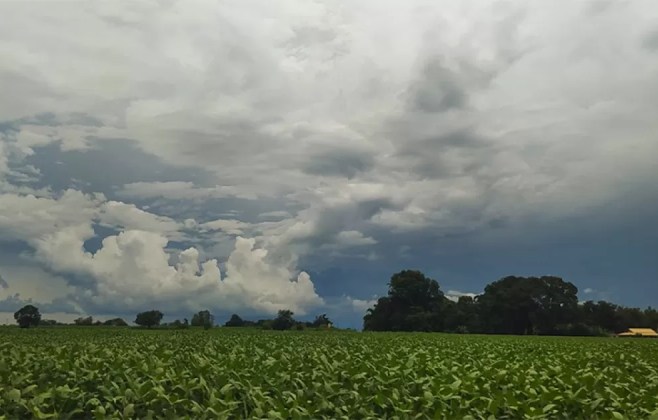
1, 1, 657, 328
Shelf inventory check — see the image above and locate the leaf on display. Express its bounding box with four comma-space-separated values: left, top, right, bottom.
543, 404, 556, 413
22, 384, 38, 396
450, 380, 462, 391
220, 383, 233, 395
6, 388, 21, 402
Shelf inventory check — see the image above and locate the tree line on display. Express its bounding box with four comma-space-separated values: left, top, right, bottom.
223, 311, 333, 330
11, 307, 215, 329
14, 270, 653, 336
11, 306, 333, 331
363, 270, 658, 335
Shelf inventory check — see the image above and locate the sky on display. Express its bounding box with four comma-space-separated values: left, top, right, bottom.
0, 1, 657, 329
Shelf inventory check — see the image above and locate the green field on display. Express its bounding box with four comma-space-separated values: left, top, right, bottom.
1, 328, 657, 419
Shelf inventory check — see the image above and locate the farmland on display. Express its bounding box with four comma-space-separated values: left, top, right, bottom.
1, 328, 657, 419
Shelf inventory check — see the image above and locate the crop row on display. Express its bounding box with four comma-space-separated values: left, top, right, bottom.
1, 328, 658, 419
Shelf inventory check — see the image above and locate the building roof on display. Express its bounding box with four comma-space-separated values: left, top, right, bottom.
618, 328, 658, 337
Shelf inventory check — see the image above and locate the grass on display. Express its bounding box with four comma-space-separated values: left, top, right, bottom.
1, 327, 657, 419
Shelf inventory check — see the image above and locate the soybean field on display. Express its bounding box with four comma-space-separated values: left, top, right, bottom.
1, 328, 658, 419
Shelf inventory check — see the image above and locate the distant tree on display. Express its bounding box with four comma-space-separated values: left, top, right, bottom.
74, 316, 94, 326
363, 270, 447, 331
579, 300, 620, 332
103, 318, 128, 327
169, 319, 189, 329
644, 307, 658, 331
311, 314, 332, 328
14, 305, 41, 328
258, 319, 274, 330
616, 306, 647, 332
532, 276, 579, 334
191, 310, 214, 329
363, 297, 394, 331
476, 276, 579, 335
40, 319, 59, 326
134, 310, 163, 328
364, 270, 658, 336
224, 314, 245, 327
444, 296, 480, 333
271, 310, 296, 330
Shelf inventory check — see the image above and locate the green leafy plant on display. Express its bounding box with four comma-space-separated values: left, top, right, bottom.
1, 327, 657, 418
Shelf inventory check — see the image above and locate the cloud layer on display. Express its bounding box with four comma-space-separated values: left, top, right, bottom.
1, 1, 657, 324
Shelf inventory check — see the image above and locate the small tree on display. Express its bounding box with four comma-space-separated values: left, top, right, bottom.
191, 310, 214, 330
169, 319, 189, 329
134, 310, 163, 328
103, 318, 128, 327
312, 314, 332, 328
14, 305, 41, 328
224, 314, 245, 327
74, 316, 93, 326
272, 309, 295, 331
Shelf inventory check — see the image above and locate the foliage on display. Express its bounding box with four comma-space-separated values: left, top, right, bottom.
364, 270, 658, 335
364, 270, 447, 331
311, 314, 332, 328
1, 328, 658, 418
167, 319, 189, 329
134, 310, 163, 328
74, 316, 94, 326
271, 310, 296, 331
40, 319, 63, 327
191, 310, 214, 330
478, 276, 579, 335
223, 313, 334, 331
224, 314, 245, 327
13, 305, 41, 328
103, 318, 128, 327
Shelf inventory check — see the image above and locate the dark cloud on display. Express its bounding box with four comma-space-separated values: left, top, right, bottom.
123, 195, 299, 225
409, 60, 467, 113
0, 293, 28, 312
1, 1, 658, 327
0, 113, 58, 134
64, 113, 103, 127
25, 139, 212, 196
302, 149, 374, 178
0, 273, 8, 289
0, 293, 78, 314
0, 112, 74, 130
391, 129, 495, 180
397, 130, 489, 155
642, 29, 658, 51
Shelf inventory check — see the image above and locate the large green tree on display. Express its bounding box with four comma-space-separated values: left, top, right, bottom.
74, 316, 93, 326
14, 305, 41, 328
271, 309, 296, 330
477, 276, 578, 335
364, 270, 448, 331
444, 295, 480, 333
191, 310, 214, 330
103, 318, 128, 327
224, 314, 245, 327
134, 310, 163, 328
311, 314, 332, 328
363, 270, 656, 335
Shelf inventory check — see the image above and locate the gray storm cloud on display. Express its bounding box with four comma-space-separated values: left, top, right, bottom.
0, 1, 657, 319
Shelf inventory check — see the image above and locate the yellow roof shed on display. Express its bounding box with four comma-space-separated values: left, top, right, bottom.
617, 328, 658, 337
